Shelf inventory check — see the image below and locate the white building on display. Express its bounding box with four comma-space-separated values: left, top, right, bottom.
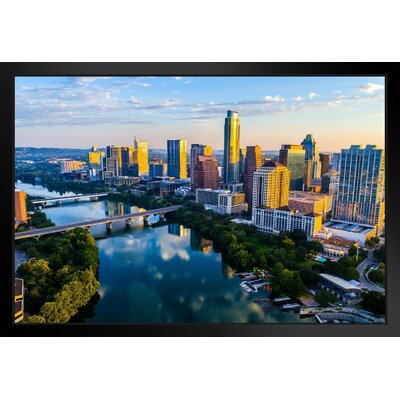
253, 206, 322, 237
196, 189, 248, 215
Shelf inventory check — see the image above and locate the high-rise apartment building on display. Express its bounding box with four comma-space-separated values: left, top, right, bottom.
192, 155, 219, 190
243, 145, 262, 209
133, 137, 149, 176
190, 144, 212, 183
279, 144, 306, 191
223, 110, 240, 184
15, 189, 28, 222
167, 139, 187, 178
252, 161, 290, 210
332, 145, 385, 230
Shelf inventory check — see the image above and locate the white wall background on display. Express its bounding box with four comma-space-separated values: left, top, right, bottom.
2, 1, 399, 399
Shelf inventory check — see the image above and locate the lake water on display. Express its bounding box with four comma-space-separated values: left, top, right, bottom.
15, 182, 314, 324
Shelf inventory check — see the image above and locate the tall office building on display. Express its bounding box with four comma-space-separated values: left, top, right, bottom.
243, 145, 262, 209
193, 155, 219, 190
239, 147, 247, 182
319, 153, 332, 175
87, 146, 105, 170
301, 134, 321, 179
133, 137, 149, 176
190, 144, 212, 183
121, 146, 135, 175
279, 144, 306, 191
332, 145, 385, 230
223, 110, 240, 184
252, 160, 290, 209
167, 139, 187, 178
15, 189, 28, 222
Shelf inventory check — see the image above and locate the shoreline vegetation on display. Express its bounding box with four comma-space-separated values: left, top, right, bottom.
16, 208, 100, 323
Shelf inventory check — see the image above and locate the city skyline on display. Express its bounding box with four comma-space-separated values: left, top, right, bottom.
15, 76, 385, 151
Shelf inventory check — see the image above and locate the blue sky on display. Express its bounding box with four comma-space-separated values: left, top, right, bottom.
15, 76, 385, 151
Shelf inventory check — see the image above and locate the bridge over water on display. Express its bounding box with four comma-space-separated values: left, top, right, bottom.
15, 205, 182, 240
31, 192, 110, 206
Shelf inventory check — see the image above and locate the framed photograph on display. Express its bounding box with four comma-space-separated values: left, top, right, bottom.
1, 62, 399, 336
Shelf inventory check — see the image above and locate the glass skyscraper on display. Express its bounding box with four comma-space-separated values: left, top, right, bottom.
133, 137, 149, 176
190, 144, 212, 184
301, 133, 321, 179
223, 110, 240, 184
332, 145, 385, 230
167, 139, 187, 179
279, 144, 306, 190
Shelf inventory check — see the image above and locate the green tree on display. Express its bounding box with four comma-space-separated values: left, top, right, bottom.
315, 290, 337, 307
361, 291, 385, 315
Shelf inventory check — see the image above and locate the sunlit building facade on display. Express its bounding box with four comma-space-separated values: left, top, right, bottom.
133, 137, 149, 176
167, 139, 187, 179
223, 110, 240, 185
279, 144, 306, 191
252, 161, 290, 209
87, 146, 105, 170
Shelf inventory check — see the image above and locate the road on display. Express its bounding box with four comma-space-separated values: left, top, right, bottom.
15, 205, 182, 240
357, 248, 385, 293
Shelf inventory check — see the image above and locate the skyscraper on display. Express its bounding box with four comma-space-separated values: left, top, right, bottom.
167, 139, 187, 178
133, 137, 149, 176
332, 145, 385, 230
279, 144, 306, 191
252, 160, 290, 209
243, 145, 262, 209
193, 155, 219, 190
190, 144, 212, 183
239, 147, 247, 182
223, 110, 240, 184
87, 146, 105, 171
121, 146, 135, 175
319, 153, 332, 175
301, 134, 321, 179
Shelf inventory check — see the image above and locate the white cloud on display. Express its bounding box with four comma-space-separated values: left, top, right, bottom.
294, 95, 304, 102
357, 82, 384, 94
175, 77, 183, 81
183, 80, 191, 84
265, 95, 285, 103
309, 92, 319, 100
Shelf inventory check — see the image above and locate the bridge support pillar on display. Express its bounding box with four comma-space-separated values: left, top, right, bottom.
55, 200, 61, 206
106, 222, 113, 232
125, 219, 132, 228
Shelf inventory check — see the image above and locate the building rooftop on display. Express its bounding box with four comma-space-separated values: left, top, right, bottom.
324, 220, 374, 234
319, 273, 360, 290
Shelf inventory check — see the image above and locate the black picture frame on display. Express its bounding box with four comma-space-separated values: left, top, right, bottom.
1, 62, 399, 336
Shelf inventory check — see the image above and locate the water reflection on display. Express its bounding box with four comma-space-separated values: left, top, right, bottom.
18, 183, 314, 324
